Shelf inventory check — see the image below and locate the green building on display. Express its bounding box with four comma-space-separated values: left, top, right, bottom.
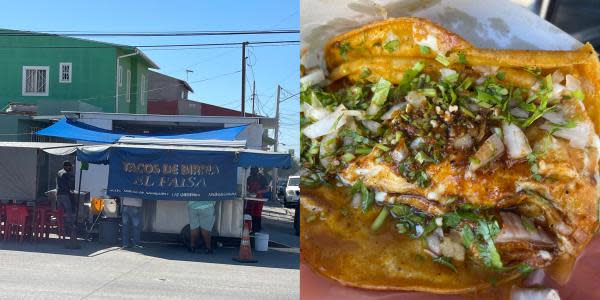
0, 28, 159, 141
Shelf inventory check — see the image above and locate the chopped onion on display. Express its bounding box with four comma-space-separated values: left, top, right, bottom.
375, 192, 387, 204
551, 70, 564, 84
565, 74, 581, 91
541, 110, 566, 124
540, 121, 591, 149
425, 228, 444, 255
300, 69, 325, 87
345, 110, 365, 119
302, 105, 347, 139
391, 149, 407, 163
439, 68, 457, 80
405, 91, 426, 108
301, 102, 329, 121
472, 65, 499, 76
510, 287, 560, 300
510, 107, 530, 118
469, 133, 505, 172
502, 122, 532, 159
452, 134, 473, 150
384, 32, 398, 44
495, 212, 554, 245
415, 34, 439, 53
551, 83, 565, 101
361, 120, 381, 133
351, 193, 361, 209
410, 137, 425, 149
381, 103, 407, 120
319, 131, 338, 168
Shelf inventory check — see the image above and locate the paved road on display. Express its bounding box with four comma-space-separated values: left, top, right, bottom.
0, 203, 299, 300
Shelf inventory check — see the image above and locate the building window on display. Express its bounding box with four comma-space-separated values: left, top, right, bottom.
126, 69, 131, 103
140, 74, 146, 105
181, 90, 185, 99
22, 66, 49, 96
59, 63, 72, 83
117, 64, 122, 87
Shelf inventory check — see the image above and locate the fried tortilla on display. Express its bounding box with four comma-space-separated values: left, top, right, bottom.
300, 17, 600, 293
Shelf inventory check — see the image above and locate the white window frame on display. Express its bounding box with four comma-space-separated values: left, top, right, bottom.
117, 64, 122, 87
22, 66, 49, 96
140, 74, 146, 105
59, 62, 72, 83
126, 69, 131, 103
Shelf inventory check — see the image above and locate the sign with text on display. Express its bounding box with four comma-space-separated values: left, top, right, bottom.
107, 148, 237, 201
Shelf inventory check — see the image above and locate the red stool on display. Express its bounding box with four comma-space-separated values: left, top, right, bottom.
32, 205, 51, 241
4, 204, 30, 242
45, 209, 66, 240
0, 204, 5, 235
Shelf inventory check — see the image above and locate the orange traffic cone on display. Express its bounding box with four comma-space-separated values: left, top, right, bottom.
233, 214, 258, 263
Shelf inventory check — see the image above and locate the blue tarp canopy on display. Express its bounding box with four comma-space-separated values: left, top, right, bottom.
35, 118, 248, 143
76, 145, 292, 169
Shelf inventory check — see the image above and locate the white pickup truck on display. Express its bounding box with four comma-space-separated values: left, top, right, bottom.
283, 176, 300, 208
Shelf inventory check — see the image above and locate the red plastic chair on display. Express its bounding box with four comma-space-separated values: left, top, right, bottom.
0, 204, 5, 235
4, 204, 30, 242
45, 209, 66, 240
32, 205, 51, 241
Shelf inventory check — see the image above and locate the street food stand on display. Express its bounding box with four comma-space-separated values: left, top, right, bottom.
0, 142, 86, 205
36, 118, 291, 239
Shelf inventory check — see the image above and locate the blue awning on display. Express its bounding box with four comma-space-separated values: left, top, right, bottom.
35, 118, 248, 143
77, 145, 291, 169
238, 151, 292, 168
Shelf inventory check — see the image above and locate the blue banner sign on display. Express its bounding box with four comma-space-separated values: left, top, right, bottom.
107, 148, 238, 201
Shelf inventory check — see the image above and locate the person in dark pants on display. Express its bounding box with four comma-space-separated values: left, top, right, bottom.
56, 161, 79, 249
245, 167, 268, 233
121, 197, 143, 249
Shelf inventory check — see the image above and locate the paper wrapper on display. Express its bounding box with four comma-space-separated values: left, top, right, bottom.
300, 0, 597, 299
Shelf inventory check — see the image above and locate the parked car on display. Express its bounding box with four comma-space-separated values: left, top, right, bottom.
283, 176, 300, 208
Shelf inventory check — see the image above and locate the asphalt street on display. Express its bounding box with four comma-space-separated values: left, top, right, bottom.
0, 202, 299, 300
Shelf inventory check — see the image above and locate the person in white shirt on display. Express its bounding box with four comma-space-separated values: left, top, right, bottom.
121, 197, 143, 249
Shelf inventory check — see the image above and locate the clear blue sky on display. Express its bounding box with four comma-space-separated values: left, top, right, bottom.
0, 0, 300, 155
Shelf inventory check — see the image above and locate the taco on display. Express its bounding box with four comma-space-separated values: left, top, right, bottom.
300, 17, 600, 293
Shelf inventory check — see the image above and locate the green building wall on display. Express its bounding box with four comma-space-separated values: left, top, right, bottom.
0, 29, 151, 115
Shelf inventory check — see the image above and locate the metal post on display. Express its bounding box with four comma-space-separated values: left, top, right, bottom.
251, 80, 256, 116
241, 42, 248, 117
272, 85, 281, 200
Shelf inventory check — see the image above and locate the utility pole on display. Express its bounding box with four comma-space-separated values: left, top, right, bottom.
272, 84, 281, 199
241, 41, 248, 117
274, 85, 281, 152
251, 80, 256, 116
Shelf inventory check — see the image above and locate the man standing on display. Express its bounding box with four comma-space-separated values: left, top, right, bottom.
187, 200, 215, 254
246, 167, 268, 232
121, 197, 143, 249
56, 161, 79, 249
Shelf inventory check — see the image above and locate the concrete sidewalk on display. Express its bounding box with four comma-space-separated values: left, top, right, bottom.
0, 201, 299, 299
0, 238, 298, 299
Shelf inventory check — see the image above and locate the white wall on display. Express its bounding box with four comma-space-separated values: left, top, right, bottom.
75, 118, 112, 200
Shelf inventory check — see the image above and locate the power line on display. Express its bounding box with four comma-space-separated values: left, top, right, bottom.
0, 40, 300, 49
280, 92, 300, 103
0, 29, 299, 37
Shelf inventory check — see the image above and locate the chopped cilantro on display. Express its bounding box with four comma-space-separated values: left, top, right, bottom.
461, 224, 475, 248
476, 220, 503, 269
337, 42, 351, 59
419, 45, 431, 54
496, 71, 506, 81
458, 52, 467, 64
359, 67, 371, 79
435, 54, 450, 67
383, 40, 400, 52
433, 256, 457, 272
